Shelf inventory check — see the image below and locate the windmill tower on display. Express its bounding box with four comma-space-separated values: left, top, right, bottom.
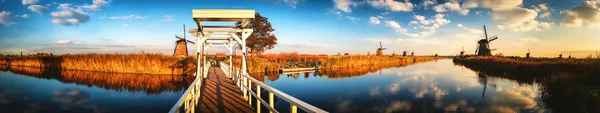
559, 51, 563, 59
526, 49, 531, 58
173, 24, 195, 57
411, 50, 414, 56
376, 41, 386, 56
475, 25, 498, 56
402, 47, 408, 56
460, 47, 465, 57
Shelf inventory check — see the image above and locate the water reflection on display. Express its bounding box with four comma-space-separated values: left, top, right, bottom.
0, 65, 188, 113
0, 66, 193, 94
456, 60, 600, 113
259, 59, 548, 113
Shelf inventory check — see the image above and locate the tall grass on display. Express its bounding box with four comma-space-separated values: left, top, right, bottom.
3, 66, 193, 94
453, 56, 600, 75
229, 53, 439, 73
0, 53, 197, 74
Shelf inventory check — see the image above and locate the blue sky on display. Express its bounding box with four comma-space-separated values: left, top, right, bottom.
1, 0, 599, 57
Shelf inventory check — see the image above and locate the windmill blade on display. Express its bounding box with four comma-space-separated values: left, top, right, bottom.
186, 40, 195, 44
488, 35, 498, 42
175, 35, 184, 40
491, 49, 497, 51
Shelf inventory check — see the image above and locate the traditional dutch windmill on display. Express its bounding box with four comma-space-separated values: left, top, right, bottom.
376, 41, 386, 56
475, 25, 498, 56
173, 24, 195, 57
460, 47, 465, 56
526, 49, 531, 58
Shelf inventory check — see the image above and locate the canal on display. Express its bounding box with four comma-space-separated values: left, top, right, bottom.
0, 66, 193, 113
1, 58, 588, 112
256, 59, 548, 113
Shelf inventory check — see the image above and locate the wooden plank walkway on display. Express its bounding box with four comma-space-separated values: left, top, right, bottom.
197, 67, 254, 113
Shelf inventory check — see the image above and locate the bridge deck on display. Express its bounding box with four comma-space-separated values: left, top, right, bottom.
197, 67, 254, 113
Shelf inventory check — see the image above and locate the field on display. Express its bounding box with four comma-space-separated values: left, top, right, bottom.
0, 53, 196, 75
229, 52, 440, 73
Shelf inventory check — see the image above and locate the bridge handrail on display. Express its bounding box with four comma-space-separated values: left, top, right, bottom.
221, 62, 328, 113
169, 72, 201, 113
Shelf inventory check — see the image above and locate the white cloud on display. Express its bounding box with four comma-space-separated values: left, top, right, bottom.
532, 4, 550, 12
560, 1, 600, 27
22, 0, 38, 5
433, 2, 470, 15
56, 40, 73, 45
422, 0, 436, 7
492, 7, 552, 32
333, 0, 356, 12
513, 37, 539, 48
162, 15, 173, 22
0, 11, 15, 25
283, 0, 301, 8
369, 16, 380, 24
28, 5, 47, 15
457, 24, 483, 34
108, 15, 149, 20
497, 20, 552, 32
414, 15, 425, 21
462, 0, 523, 10
332, 11, 342, 17
491, 7, 538, 24
345, 15, 359, 22
121, 24, 129, 27
385, 20, 407, 33
50, 4, 91, 26
79, 0, 110, 11
15, 14, 28, 18
367, 0, 414, 12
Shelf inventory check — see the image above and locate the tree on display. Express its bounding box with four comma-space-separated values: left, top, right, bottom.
239, 13, 277, 57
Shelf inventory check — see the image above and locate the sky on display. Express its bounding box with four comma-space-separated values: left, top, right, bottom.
1, 0, 599, 57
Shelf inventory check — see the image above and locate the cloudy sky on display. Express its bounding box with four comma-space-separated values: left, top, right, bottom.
1, 0, 599, 57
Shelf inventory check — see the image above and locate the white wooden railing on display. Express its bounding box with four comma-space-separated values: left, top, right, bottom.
169, 62, 211, 113
220, 62, 328, 113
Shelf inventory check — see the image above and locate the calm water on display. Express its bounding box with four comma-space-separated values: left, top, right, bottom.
259, 59, 548, 113
0, 66, 193, 113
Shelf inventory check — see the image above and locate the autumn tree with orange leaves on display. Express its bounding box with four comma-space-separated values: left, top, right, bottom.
239, 13, 278, 57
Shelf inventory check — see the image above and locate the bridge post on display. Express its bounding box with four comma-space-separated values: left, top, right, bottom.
229, 39, 233, 79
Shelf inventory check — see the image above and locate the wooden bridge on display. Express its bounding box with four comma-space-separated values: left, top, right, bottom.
168, 9, 327, 113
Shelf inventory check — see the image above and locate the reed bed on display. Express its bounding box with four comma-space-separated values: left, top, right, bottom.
229, 54, 439, 73
0, 53, 196, 74
4, 66, 193, 94
453, 56, 600, 75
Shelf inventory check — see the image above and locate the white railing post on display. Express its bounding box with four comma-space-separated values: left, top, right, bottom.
291, 104, 297, 113
269, 92, 274, 113
257, 85, 261, 113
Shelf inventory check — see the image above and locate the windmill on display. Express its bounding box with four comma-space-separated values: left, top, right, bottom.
173, 24, 195, 57
475, 25, 498, 56
526, 49, 531, 58
411, 49, 414, 56
402, 47, 408, 56
559, 51, 563, 59
376, 41, 386, 56
460, 47, 465, 57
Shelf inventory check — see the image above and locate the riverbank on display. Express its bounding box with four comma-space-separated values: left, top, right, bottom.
453, 56, 600, 75
0, 53, 196, 75
231, 54, 440, 73
453, 56, 600, 112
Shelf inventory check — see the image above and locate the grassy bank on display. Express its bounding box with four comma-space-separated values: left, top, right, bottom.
230, 53, 440, 73
454, 56, 600, 112
453, 56, 600, 75
0, 53, 196, 75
